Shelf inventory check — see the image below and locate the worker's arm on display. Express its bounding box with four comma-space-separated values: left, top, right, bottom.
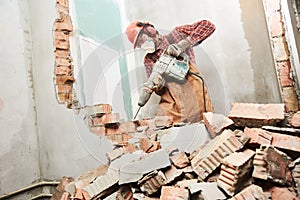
167, 20, 216, 57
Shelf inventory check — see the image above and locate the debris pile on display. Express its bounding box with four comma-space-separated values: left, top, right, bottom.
51, 103, 300, 200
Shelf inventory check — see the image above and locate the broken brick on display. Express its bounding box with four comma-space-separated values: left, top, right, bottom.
245, 127, 300, 152
55, 65, 72, 75
54, 30, 69, 41
268, 186, 298, 200
84, 104, 112, 117
252, 145, 293, 185
139, 136, 154, 152
75, 164, 108, 189
244, 127, 272, 146
217, 149, 255, 196
203, 112, 234, 138
83, 169, 119, 199
154, 115, 173, 128
138, 170, 167, 196
290, 111, 300, 128
191, 130, 244, 180
229, 185, 265, 200
164, 165, 184, 184
51, 177, 74, 200
282, 86, 299, 112
88, 113, 120, 127
170, 152, 190, 169
55, 49, 70, 58
55, 39, 70, 50
55, 57, 72, 67
160, 186, 189, 200
54, 75, 74, 85
228, 103, 285, 127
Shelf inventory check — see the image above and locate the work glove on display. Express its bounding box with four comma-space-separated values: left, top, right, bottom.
166, 38, 191, 57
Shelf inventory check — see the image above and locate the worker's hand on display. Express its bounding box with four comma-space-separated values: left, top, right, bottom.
167, 38, 191, 57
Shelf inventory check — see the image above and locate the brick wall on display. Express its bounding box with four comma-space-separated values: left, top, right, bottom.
53, 0, 75, 108
263, 0, 299, 112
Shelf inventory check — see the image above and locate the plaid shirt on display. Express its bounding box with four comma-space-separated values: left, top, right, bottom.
144, 20, 216, 77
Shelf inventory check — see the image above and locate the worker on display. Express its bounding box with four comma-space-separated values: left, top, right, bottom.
126, 20, 216, 123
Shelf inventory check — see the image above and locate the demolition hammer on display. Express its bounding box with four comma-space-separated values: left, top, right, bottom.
133, 52, 207, 119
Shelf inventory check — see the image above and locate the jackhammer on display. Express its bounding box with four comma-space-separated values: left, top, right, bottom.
133, 52, 207, 119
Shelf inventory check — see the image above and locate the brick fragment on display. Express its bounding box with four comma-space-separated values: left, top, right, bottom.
51, 177, 74, 200
75, 164, 108, 189
191, 130, 244, 180
138, 170, 167, 196
217, 149, 255, 196
290, 111, 300, 128
282, 86, 299, 112
54, 75, 75, 85
154, 115, 173, 127
290, 157, 300, 192
244, 127, 272, 146
229, 185, 265, 200
203, 112, 234, 138
84, 104, 112, 117
277, 61, 294, 87
106, 133, 131, 146
55, 39, 70, 50
160, 186, 189, 200
139, 136, 154, 152
253, 145, 293, 185
272, 37, 290, 61
228, 103, 285, 127
139, 118, 156, 130
170, 152, 190, 169
83, 169, 119, 199
55, 15, 73, 32
164, 165, 184, 184
88, 113, 120, 127
55, 65, 72, 75
245, 127, 300, 152
268, 186, 298, 200
55, 49, 70, 58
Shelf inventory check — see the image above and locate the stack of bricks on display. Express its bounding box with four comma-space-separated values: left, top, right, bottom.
53, 0, 75, 108
51, 102, 300, 200
263, 0, 299, 112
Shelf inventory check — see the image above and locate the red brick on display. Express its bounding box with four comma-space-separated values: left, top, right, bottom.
54, 75, 74, 85
51, 177, 74, 200
55, 39, 70, 50
203, 112, 234, 138
55, 49, 69, 58
170, 152, 190, 169
147, 141, 161, 153
191, 130, 244, 180
122, 144, 138, 154
84, 104, 112, 117
277, 62, 294, 87
55, 83, 72, 94
154, 115, 173, 127
282, 86, 299, 112
164, 165, 184, 184
54, 31, 69, 41
228, 103, 285, 127
290, 111, 300, 127
56, 0, 68, 7
230, 185, 265, 200
55, 15, 73, 32
89, 126, 106, 136
160, 186, 189, 200
217, 149, 255, 196
270, 11, 284, 37
55, 65, 72, 75
92, 113, 120, 126
55, 57, 72, 67
139, 137, 153, 152
272, 37, 290, 62
253, 146, 293, 185
244, 127, 272, 146
138, 171, 167, 196
268, 186, 298, 200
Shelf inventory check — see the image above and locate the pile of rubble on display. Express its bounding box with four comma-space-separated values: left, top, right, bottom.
51, 103, 300, 200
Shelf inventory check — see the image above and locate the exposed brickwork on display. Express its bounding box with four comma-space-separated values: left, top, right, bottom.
263, 0, 299, 112
53, 0, 75, 108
